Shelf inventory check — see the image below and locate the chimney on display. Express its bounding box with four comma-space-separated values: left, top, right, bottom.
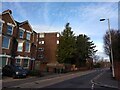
3, 9, 12, 14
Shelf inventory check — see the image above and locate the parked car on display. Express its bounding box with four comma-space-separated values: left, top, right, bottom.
2, 65, 28, 78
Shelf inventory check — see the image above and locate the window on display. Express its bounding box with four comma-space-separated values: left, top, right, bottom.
0, 22, 2, 33
2, 36, 10, 49
7, 25, 13, 35
2, 57, 7, 67
38, 48, 44, 51
39, 55, 44, 59
57, 40, 59, 44
57, 33, 60, 37
16, 59, 21, 66
23, 59, 29, 68
17, 42, 23, 52
39, 33, 44, 38
25, 41, 30, 52
19, 29, 24, 38
26, 32, 31, 40
39, 41, 44, 45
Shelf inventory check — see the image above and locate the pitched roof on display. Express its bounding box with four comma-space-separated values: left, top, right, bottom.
2, 9, 17, 26
15, 20, 33, 32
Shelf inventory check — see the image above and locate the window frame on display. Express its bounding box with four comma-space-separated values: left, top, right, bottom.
2, 36, 10, 49
57, 33, 60, 37
26, 31, 31, 40
19, 28, 25, 38
25, 41, 31, 52
39, 33, 45, 38
39, 41, 45, 45
7, 24, 13, 35
38, 48, 44, 51
0, 21, 3, 33
17, 41, 23, 52
0, 19, 5, 34
16, 59, 21, 66
23, 59, 29, 68
57, 40, 59, 44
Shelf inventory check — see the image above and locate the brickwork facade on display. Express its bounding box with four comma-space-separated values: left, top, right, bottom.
0, 10, 60, 72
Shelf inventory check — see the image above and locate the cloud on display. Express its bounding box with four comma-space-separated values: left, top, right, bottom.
12, 2, 28, 20
32, 24, 64, 33
2, 2, 117, 59
43, 3, 50, 24
96, 51, 109, 59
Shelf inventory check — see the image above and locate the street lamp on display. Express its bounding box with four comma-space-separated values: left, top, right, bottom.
100, 18, 115, 77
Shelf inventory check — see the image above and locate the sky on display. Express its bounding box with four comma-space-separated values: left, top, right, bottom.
1, 1, 119, 60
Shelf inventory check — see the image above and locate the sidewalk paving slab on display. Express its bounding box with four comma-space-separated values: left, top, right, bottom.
94, 69, 120, 89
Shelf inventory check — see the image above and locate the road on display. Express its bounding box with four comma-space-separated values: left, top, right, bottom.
2, 68, 113, 90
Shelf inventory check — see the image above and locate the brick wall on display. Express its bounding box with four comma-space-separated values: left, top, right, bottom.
114, 62, 120, 80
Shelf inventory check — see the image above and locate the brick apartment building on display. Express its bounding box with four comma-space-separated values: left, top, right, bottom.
37, 32, 63, 72
0, 9, 63, 72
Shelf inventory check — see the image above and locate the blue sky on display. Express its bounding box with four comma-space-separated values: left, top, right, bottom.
2, 2, 118, 60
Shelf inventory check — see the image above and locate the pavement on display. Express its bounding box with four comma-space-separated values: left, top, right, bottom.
3, 68, 119, 89
92, 69, 120, 89
2, 70, 95, 88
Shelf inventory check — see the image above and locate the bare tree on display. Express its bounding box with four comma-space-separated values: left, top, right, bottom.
103, 29, 120, 63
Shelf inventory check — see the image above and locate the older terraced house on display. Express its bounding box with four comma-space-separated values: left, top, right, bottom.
0, 9, 62, 72
0, 10, 37, 70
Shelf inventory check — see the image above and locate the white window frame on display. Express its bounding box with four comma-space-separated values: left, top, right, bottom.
7, 22, 15, 27
0, 19, 5, 36
39, 41, 45, 45
0, 19, 5, 34
57, 33, 60, 37
19, 28, 25, 38
7, 24, 13, 35
16, 59, 21, 66
39, 33, 45, 38
0, 22, 2, 33
38, 48, 44, 51
25, 41, 31, 52
3, 57, 9, 65
17, 42, 23, 52
26, 32, 31, 40
2, 36, 10, 49
57, 40, 59, 44
0, 21, 4, 34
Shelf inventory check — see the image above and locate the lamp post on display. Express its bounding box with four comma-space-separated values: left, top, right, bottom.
100, 18, 115, 77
